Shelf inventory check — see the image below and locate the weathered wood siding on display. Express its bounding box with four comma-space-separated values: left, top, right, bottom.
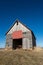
6, 31, 33, 49
32, 34, 36, 48
6, 34, 12, 48
7, 22, 30, 34
22, 31, 32, 49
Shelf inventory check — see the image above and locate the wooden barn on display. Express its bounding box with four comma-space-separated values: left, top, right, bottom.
6, 20, 36, 49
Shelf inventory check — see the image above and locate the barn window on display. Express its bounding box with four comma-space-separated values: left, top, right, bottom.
23, 32, 26, 34
17, 21, 18, 25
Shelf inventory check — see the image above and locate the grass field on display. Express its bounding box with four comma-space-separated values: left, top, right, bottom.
0, 49, 43, 65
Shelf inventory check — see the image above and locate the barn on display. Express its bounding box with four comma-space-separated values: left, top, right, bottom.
5, 20, 36, 50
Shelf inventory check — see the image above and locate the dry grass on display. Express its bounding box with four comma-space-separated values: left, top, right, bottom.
0, 48, 43, 65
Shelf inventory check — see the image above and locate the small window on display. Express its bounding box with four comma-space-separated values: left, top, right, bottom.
23, 32, 26, 34
17, 21, 18, 25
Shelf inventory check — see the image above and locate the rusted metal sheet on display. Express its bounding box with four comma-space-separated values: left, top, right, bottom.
12, 30, 23, 39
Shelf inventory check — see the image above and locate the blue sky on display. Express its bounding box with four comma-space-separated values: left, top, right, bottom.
0, 0, 43, 48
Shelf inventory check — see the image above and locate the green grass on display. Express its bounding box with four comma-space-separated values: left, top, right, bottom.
0, 49, 43, 65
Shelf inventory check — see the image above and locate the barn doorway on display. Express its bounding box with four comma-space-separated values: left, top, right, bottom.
13, 38, 22, 49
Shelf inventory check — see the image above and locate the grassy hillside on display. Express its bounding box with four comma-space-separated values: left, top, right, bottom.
0, 49, 43, 65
